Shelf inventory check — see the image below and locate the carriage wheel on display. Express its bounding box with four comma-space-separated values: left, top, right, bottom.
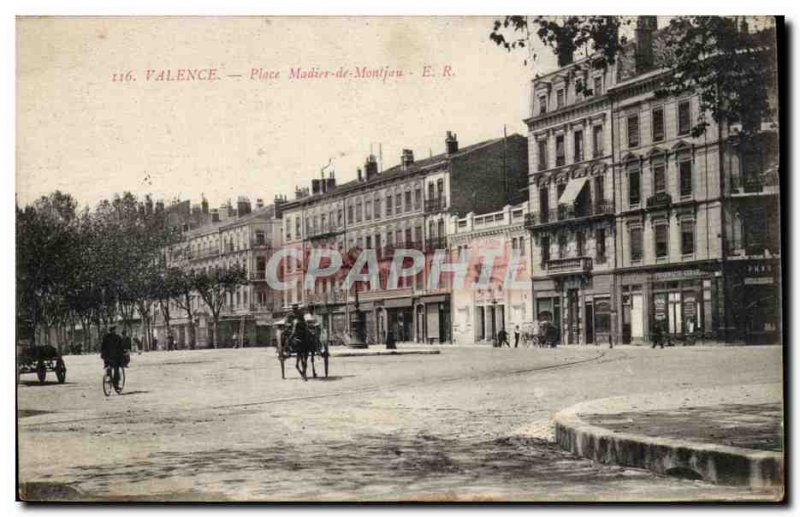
55, 358, 67, 384
36, 361, 47, 384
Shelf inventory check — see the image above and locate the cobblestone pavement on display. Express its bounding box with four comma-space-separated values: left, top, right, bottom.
17, 345, 783, 501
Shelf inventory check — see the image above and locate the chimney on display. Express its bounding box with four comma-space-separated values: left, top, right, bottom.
357, 167, 363, 182
401, 149, 414, 170
364, 155, 378, 180
201, 196, 209, 214
635, 16, 657, 73
311, 179, 322, 195
325, 171, 337, 192
256, 198, 264, 209
445, 131, 459, 155
237, 196, 252, 217
274, 194, 286, 218
210, 209, 220, 223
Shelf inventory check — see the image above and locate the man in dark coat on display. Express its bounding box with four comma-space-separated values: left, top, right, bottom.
101, 327, 125, 387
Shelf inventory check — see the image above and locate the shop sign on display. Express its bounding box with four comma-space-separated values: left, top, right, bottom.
653, 269, 704, 281
654, 297, 667, 320
744, 277, 774, 285
684, 298, 697, 318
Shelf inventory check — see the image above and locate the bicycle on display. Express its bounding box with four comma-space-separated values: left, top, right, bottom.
102, 364, 126, 396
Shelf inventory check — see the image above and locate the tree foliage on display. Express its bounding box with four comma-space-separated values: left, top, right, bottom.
489, 15, 777, 139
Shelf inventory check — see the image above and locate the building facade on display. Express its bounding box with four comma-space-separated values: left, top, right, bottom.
450, 202, 532, 345
279, 131, 529, 344
524, 16, 780, 345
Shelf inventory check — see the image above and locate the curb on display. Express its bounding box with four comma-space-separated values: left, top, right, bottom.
331, 350, 441, 358
553, 405, 784, 489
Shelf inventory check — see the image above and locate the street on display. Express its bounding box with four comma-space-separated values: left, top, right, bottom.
17, 344, 783, 501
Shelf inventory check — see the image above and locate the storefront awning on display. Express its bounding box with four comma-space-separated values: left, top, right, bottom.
558, 177, 589, 206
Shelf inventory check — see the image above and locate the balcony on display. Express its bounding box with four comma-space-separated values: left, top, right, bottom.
251, 238, 271, 249
424, 196, 447, 214
730, 172, 779, 197
188, 248, 220, 261
308, 221, 342, 240
425, 237, 447, 252
646, 192, 672, 209
524, 201, 614, 231
250, 270, 267, 282
544, 256, 593, 276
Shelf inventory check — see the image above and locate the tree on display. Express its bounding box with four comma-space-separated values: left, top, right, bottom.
193, 264, 248, 349
489, 16, 777, 140
172, 269, 199, 349
152, 267, 184, 347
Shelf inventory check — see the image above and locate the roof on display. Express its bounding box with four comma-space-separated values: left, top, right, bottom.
283, 134, 525, 209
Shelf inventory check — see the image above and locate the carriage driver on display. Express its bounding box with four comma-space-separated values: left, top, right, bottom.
288, 303, 309, 346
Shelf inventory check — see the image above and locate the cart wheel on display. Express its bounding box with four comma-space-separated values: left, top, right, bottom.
55, 358, 67, 384
36, 361, 47, 384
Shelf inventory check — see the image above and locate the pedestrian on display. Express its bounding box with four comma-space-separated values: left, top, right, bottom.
167, 333, 175, 351
513, 325, 520, 348
497, 328, 510, 348
652, 320, 665, 349
386, 330, 397, 350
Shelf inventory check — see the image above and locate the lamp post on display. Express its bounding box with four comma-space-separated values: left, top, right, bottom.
348, 283, 368, 348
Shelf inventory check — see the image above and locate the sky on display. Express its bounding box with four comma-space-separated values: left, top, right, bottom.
16, 16, 561, 210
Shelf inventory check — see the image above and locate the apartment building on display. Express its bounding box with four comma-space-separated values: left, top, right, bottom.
280, 131, 529, 344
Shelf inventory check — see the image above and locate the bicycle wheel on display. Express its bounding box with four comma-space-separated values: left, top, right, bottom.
114, 367, 126, 394
102, 370, 113, 397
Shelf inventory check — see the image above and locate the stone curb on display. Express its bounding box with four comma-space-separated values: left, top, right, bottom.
331, 350, 441, 358
552, 402, 784, 489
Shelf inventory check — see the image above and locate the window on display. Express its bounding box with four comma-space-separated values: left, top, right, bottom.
592, 125, 604, 158
404, 191, 412, 212
414, 188, 422, 209
655, 223, 669, 259
558, 233, 567, 258
538, 139, 548, 171
557, 182, 566, 202
356, 200, 363, 222
593, 76, 603, 96
555, 135, 565, 167
576, 230, 585, 256
373, 196, 381, 219
436, 179, 444, 199
365, 199, 372, 220
395, 229, 403, 245
627, 114, 640, 148
678, 100, 692, 136
652, 107, 665, 142
386, 195, 393, 216
679, 159, 693, 197
556, 89, 565, 108
541, 235, 550, 263
573, 130, 584, 163
575, 78, 584, 97
347, 204, 354, 224
337, 208, 343, 226
630, 227, 643, 262
628, 167, 641, 206
539, 96, 547, 115
596, 227, 606, 262
595, 175, 605, 205
395, 193, 402, 213
681, 220, 695, 255
286, 217, 292, 240
414, 225, 422, 243
365, 235, 372, 249
653, 162, 666, 194
405, 228, 412, 244
539, 186, 549, 221
295, 218, 301, 239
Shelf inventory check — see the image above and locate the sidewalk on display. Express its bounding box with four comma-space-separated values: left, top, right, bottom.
328, 342, 441, 357
552, 383, 784, 490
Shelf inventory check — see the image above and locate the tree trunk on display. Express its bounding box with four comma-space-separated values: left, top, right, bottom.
211, 317, 218, 349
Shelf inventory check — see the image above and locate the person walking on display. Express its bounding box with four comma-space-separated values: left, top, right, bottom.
167, 333, 175, 351
513, 325, 521, 348
652, 320, 666, 349
497, 328, 510, 348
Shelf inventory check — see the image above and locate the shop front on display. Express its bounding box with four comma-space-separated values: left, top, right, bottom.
724, 260, 781, 344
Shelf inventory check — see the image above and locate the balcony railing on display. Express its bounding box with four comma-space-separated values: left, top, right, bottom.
308, 221, 342, 239
189, 248, 220, 261
251, 238, 271, 248
646, 192, 672, 209
524, 200, 614, 230
424, 196, 447, 213
250, 270, 267, 282
426, 237, 447, 251
544, 256, 593, 275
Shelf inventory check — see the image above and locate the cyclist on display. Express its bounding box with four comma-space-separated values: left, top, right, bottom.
101, 326, 125, 388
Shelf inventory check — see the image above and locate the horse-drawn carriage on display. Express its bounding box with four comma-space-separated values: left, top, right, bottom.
276, 310, 329, 380
16, 344, 67, 384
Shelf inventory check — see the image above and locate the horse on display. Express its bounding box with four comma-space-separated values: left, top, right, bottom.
287, 319, 323, 381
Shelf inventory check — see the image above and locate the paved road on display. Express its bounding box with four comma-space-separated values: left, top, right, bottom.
17, 344, 783, 501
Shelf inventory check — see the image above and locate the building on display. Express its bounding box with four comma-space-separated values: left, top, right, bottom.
524, 16, 780, 345
157, 197, 283, 348
450, 202, 532, 345
524, 42, 617, 346
279, 131, 529, 344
